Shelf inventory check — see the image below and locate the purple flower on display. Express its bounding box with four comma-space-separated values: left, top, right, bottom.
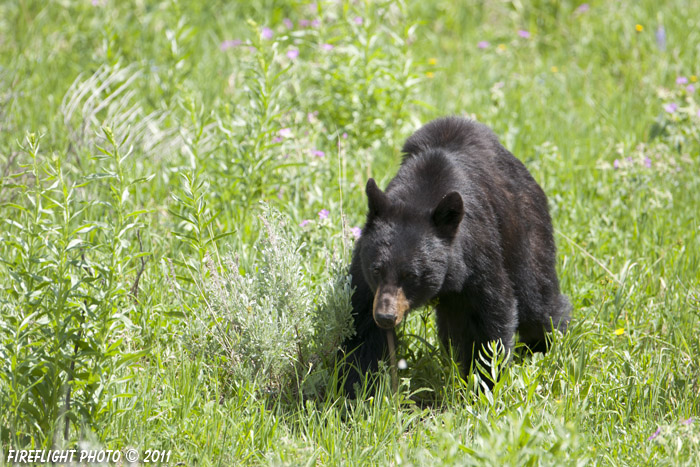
283, 18, 294, 29
307, 111, 318, 123
575, 3, 590, 14
261, 27, 274, 40
644, 157, 652, 168
299, 19, 311, 27
278, 128, 292, 138
518, 30, 531, 39
312, 149, 325, 158
318, 209, 329, 220
477, 41, 490, 49
311, 19, 320, 28
354, 17, 363, 25
664, 102, 678, 113
273, 137, 283, 143
350, 227, 362, 239
220, 39, 242, 51
687, 84, 695, 93
682, 418, 694, 425
697, 109, 700, 118
676, 76, 688, 85
614, 159, 620, 169
656, 26, 666, 51
321, 43, 335, 51
299, 219, 311, 227
648, 427, 661, 441
342, 132, 348, 139
287, 48, 299, 60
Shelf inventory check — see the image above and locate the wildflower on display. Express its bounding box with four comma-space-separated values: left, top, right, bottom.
278, 128, 292, 138
261, 27, 274, 40
220, 39, 242, 51
687, 84, 696, 93
428, 58, 437, 65
614, 328, 625, 335
311, 19, 320, 28
477, 41, 490, 49
648, 427, 661, 441
655, 26, 666, 51
307, 111, 318, 123
318, 209, 329, 220
287, 48, 299, 60
299, 219, 311, 227
635, 24, 644, 32
613, 159, 620, 169
498, 43, 507, 51
283, 18, 294, 29
321, 43, 334, 51
354, 17, 363, 25
518, 30, 531, 39
312, 149, 325, 158
551, 66, 559, 73
575, 3, 590, 14
682, 418, 694, 425
644, 157, 652, 168
697, 109, 700, 118
426, 71, 435, 78
664, 102, 678, 113
350, 227, 362, 239
299, 19, 311, 27
691, 75, 698, 82
676, 76, 688, 85
342, 132, 348, 139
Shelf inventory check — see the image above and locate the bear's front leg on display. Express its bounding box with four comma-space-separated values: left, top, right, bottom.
436, 272, 518, 386
339, 250, 388, 397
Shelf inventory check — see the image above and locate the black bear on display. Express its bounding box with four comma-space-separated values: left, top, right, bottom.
340, 116, 571, 396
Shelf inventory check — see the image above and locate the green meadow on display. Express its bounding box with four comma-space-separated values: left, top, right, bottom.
1, 0, 699, 464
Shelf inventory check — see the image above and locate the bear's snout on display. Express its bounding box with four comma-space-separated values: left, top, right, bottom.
372, 286, 409, 329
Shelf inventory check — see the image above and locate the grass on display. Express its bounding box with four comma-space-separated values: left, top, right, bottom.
1, 0, 699, 465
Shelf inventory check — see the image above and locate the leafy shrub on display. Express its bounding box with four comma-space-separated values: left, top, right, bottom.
0, 130, 148, 447
182, 206, 354, 400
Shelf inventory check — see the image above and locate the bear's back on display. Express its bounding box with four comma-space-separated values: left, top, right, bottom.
401, 116, 502, 160
398, 116, 541, 204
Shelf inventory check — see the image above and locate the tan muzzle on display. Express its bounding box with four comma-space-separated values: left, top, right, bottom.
373, 286, 409, 329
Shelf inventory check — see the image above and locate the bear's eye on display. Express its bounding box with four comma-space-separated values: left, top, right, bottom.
401, 271, 418, 282
371, 265, 382, 277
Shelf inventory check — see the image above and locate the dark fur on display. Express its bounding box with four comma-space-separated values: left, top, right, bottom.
340, 116, 571, 396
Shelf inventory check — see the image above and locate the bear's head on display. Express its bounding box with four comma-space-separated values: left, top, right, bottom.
359, 178, 464, 329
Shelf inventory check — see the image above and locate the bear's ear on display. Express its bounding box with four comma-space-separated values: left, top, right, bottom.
366, 178, 389, 218
432, 191, 464, 238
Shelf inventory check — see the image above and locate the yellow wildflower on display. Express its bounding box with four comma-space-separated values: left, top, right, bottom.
551, 66, 559, 73
428, 58, 437, 65
426, 71, 434, 78
635, 24, 644, 32
614, 328, 625, 336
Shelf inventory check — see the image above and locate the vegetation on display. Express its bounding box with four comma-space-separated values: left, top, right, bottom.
0, 0, 698, 464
